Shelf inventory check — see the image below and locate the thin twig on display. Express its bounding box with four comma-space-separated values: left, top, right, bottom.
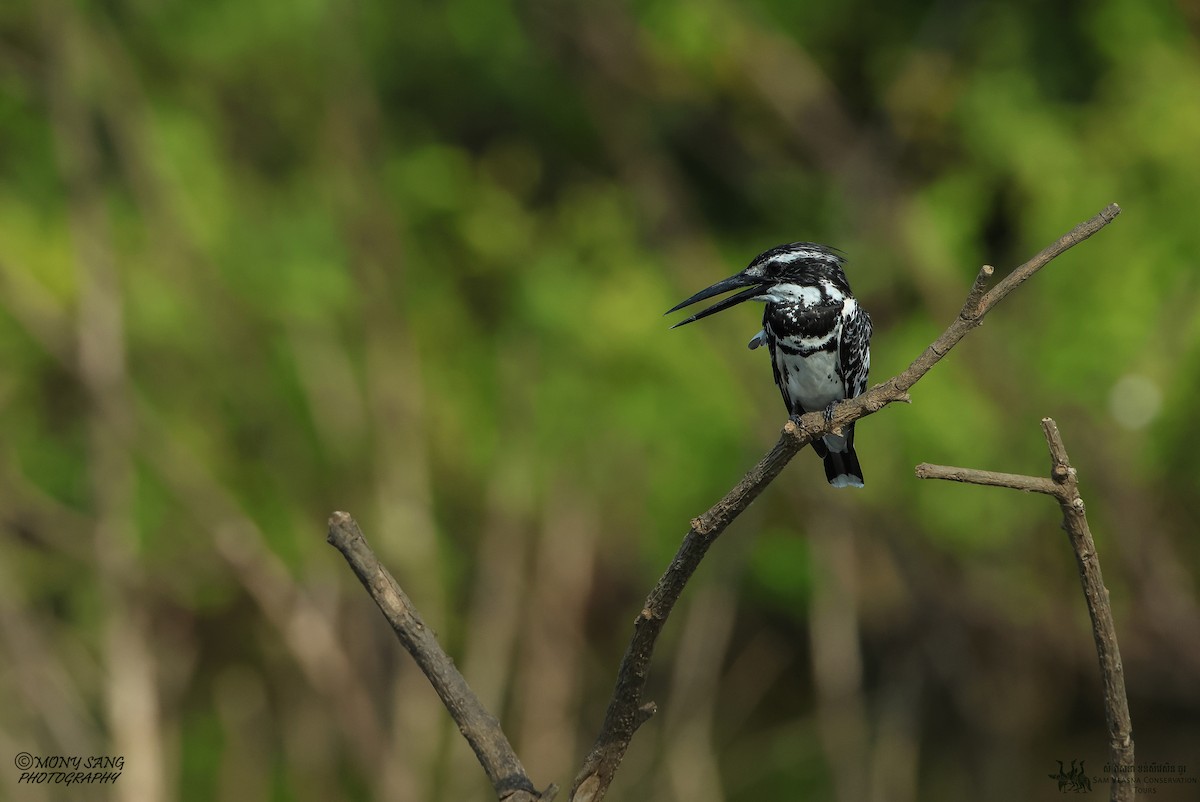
569, 204, 1121, 802
915, 418, 1135, 802
914, 463, 1057, 495
326, 512, 557, 802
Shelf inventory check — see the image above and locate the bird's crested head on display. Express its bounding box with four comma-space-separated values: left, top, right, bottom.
744, 243, 847, 285
666, 242, 848, 328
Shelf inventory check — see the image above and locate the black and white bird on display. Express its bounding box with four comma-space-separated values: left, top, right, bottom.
667, 243, 872, 488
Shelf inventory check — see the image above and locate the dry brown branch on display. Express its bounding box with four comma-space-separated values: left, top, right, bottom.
913, 464, 1057, 495
916, 418, 1135, 802
326, 512, 557, 802
567, 203, 1121, 801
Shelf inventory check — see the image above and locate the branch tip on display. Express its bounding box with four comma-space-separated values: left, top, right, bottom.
326, 511, 358, 544
635, 701, 657, 727
961, 264, 994, 319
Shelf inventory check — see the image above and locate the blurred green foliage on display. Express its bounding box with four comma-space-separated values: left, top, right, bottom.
2, 0, 1200, 800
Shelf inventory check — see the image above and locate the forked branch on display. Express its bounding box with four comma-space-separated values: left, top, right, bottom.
568, 203, 1121, 801
327, 204, 1121, 802
917, 418, 1135, 802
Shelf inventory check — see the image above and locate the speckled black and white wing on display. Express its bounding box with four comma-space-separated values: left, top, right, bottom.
838, 300, 872, 400
763, 324, 786, 410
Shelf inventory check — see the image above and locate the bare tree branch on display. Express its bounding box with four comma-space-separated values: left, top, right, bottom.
916, 418, 1135, 802
326, 512, 557, 802
327, 205, 1121, 802
569, 203, 1121, 802
914, 464, 1057, 495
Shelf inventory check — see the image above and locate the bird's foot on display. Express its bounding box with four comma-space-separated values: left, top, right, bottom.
823, 401, 838, 422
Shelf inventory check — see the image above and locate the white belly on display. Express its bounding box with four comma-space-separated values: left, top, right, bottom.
778, 349, 848, 452
779, 349, 843, 411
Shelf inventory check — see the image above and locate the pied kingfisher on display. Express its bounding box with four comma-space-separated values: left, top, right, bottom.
667, 243, 872, 488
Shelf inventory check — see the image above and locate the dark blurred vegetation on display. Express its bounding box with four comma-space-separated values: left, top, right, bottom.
2, 0, 1199, 800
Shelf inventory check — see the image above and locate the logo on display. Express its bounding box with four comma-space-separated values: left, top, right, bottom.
1049, 759, 1093, 793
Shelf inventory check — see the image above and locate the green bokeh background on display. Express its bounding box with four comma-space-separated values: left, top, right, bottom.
2, 0, 1199, 800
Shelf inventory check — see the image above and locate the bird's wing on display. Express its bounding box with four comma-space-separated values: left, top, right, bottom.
838, 303, 872, 399
762, 312, 794, 414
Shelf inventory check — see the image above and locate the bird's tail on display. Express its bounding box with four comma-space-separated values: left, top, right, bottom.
825, 444, 864, 489
808, 423, 865, 488
822, 444, 864, 489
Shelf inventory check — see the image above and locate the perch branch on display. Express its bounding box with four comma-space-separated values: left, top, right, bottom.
916, 418, 1135, 801
326, 512, 556, 802
569, 203, 1121, 802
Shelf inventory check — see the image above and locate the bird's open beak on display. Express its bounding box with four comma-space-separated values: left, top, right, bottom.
666, 273, 763, 328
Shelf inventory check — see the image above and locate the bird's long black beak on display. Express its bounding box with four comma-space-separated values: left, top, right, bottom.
666, 273, 763, 328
